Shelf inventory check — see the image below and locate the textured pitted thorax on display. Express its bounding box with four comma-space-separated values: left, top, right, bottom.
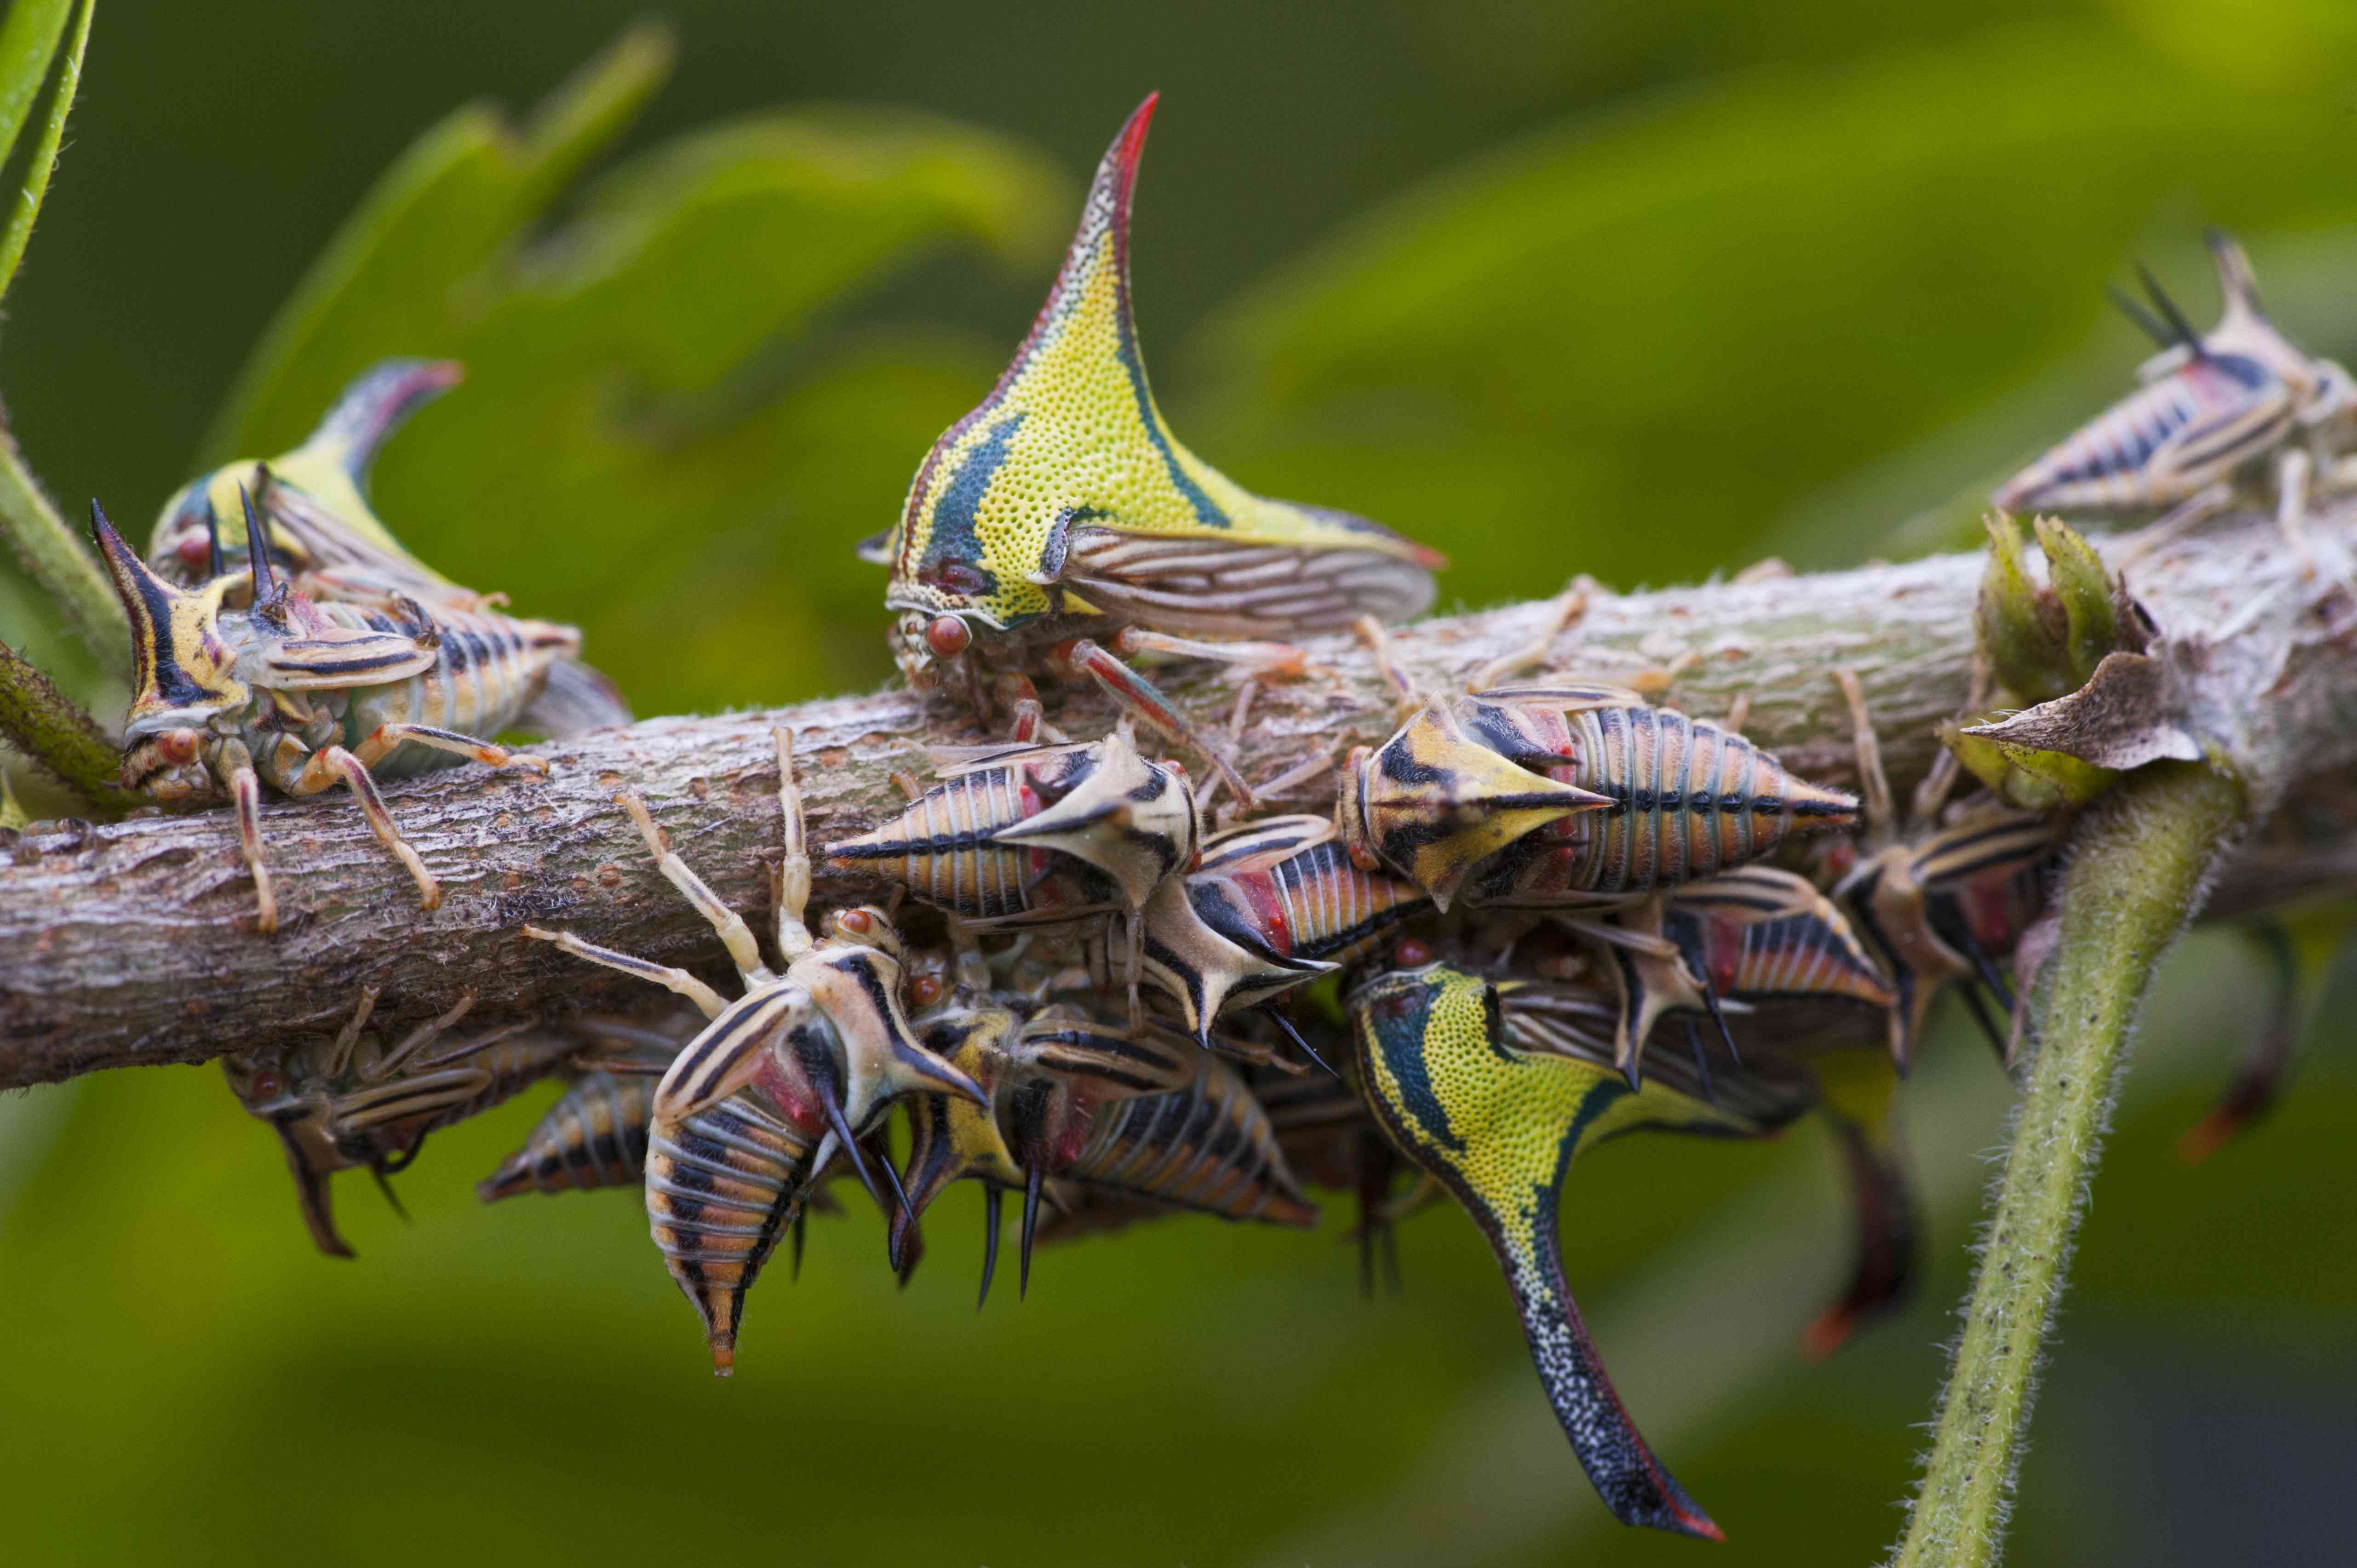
878, 94, 1439, 637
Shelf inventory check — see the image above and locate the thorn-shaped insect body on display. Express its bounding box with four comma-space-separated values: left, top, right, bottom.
477, 1067, 658, 1202
476, 1015, 692, 1203
1348, 963, 1811, 1540
1340, 684, 1858, 910
1834, 807, 2061, 1068
862, 94, 1444, 799
1579, 866, 1898, 1087
1137, 813, 1430, 1048
1801, 1050, 1919, 1361
94, 489, 575, 932
827, 723, 1199, 1013
1994, 232, 2357, 554
222, 988, 577, 1256
148, 359, 629, 736
523, 731, 986, 1368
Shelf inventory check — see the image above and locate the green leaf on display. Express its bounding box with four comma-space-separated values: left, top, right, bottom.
0, 0, 72, 180
0, 0, 86, 305
2031, 514, 2116, 686
1184, 22, 2357, 605
201, 20, 678, 465
1976, 513, 2066, 702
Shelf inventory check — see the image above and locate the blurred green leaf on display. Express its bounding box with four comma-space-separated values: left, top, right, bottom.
200, 29, 1071, 715
1184, 22, 2357, 607
0, 0, 73, 184
0, 0, 89, 307
201, 20, 677, 464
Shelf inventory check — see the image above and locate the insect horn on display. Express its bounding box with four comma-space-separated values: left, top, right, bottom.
370, 1161, 412, 1223
304, 358, 465, 488
2204, 229, 2269, 330
242, 483, 287, 610
2136, 261, 2206, 355
1020, 1164, 1043, 1300
2105, 282, 2177, 350
978, 1183, 1004, 1310
790, 1208, 808, 1282
269, 1119, 356, 1259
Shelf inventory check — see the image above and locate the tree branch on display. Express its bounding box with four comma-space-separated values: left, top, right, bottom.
1, 508, 2350, 1089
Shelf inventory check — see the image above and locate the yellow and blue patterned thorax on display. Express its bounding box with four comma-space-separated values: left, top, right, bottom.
883, 94, 1440, 632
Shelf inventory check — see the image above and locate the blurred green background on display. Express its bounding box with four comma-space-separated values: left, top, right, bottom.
4, 1, 2357, 1562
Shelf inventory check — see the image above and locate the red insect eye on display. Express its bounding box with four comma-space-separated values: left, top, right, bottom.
926, 615, 971, 659
156, 729, 201, 766
838, 909, 872, 934
176, 536, 212, 572
252, 1071, 281, 1097
910, 975, 943, 1007
1394, 937, 1432, 968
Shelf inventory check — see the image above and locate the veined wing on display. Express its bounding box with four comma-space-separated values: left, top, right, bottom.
1061, 524, 1436, 636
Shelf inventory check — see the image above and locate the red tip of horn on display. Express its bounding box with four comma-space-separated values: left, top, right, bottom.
1105, 92, 1158, 241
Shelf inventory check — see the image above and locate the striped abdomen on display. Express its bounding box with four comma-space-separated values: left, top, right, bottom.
340, 602, 577, 778
1190, 826, 1428, 968
1666, 869, 1895, 1012
1994, 353, 2288, 515
644, 1090, 815, 1373
1469, 701, 1857, 900
479, 1071, 655, 1201
829, 764, 1116, 924
1061, 1057, 1317, 1227
1914, 810, 2059, 957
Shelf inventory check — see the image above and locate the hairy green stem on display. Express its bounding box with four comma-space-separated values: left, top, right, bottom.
1890, 760, 2242, 1568
0, 637, 129, 810
0, 423, 123, 670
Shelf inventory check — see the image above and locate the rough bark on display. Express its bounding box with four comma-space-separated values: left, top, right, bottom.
2, 507, 2350, 1088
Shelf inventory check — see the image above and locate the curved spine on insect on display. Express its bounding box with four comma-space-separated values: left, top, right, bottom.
1137, 813, 1429, 1048
223, 987, 578, 1256
826, 722, 1199, 1015
862, 94, 1443, 798
1993, 232, 2357, 539
1340, 684, 1858, 910
92, 492, 574, 931
522, 730, 986, 1363
1349, 961, 1812, 1539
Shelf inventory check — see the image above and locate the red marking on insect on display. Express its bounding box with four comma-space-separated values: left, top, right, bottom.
837, 909, 873, 935
926, 615, 971, 660
175, 536, 213, 572
1394, 937, 1432, 967
252, 1071, 281, 1097
909, 975, 944, 1008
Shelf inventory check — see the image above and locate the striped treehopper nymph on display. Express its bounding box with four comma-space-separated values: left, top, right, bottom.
1136, 812, 1428, 1050
524, 732, 986, 1362
222, 988, 578, 1256
1348, 962, 1811, 1540
1339, 683, 1859, 911
826, 721, 1199, 1017
860, 95, 1443, 799
148, 358, 629, 737
1576, 864, 1897, 1088
1994, 231, 2357, 565
92, 489, 582, 932
477, 1015, 695, 1203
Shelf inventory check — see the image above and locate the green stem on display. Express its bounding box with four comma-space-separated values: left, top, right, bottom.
0, 635, 131, 810
0, 421, 124, 670
1890, 760, 2242, 1568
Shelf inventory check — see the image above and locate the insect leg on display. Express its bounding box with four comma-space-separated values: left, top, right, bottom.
1055, 639, 1255, 805
521, 926, 728, 1019
325, 984, 382, 1078
1193, 678, 1258, 814
1352, 613, 1422, 714
347, 722, 550, 776
291, 746, 441, 911
369, 989, 479, 1080
1834, 669, 1896, 845
614, 793, 771, 985
1721, 691, 1750, 736
1111, 625, 1307, 679
1472, 578, 1591, 690
2120, 480, 2233, 565
229, 765, 280, 933
774, 728, 814, 960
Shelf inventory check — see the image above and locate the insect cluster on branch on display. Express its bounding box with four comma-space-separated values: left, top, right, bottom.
119, 97, 2326, 1541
